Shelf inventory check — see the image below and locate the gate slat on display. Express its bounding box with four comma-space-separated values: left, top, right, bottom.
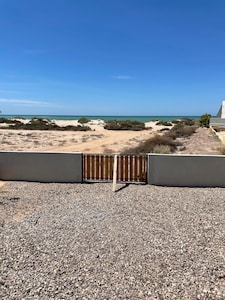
105, 156, 109, 180
91, 155, 94, 180
124, 156, 128, 181
130, 155, 133, 182
83, 154, 146, 183
96, 155, 99, 179
110, 156, 113, 180
99, 155, 103, 180
120, 156, 123, 181
134, 156, 138, 181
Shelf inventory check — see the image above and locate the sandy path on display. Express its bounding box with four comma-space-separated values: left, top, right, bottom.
47, 129, 155, 153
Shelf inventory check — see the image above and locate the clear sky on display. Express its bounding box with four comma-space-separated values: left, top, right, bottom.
0, 0, 224, 116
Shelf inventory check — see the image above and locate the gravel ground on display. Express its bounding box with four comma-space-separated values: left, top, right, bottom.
1, 181, 225, 299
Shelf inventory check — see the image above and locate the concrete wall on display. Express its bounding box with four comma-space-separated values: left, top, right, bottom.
0, 151, 83, 182
148, 154, 225, 187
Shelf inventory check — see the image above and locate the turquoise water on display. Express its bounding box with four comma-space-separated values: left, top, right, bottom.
1, 115, 200, 122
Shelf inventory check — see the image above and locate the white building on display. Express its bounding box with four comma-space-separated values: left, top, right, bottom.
210, 101, 225, 126
216, 101, 225, 118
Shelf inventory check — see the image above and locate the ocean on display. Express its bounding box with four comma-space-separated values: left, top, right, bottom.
1, 115, 200, 122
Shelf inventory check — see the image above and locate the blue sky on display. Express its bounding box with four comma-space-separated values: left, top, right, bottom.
0, 0, 224, 116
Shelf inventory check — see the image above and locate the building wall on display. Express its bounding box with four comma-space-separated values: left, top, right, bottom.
0, 151, 83, 182
217, 101, 225, 118
147, 154, 225, 187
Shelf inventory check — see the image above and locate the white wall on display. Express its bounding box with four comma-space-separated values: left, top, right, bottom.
217, 101, 225, 118
0, 151, 83, 182
148, 154, 225, 187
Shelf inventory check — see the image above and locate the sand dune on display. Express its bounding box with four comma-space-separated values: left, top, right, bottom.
0, 119, 222, 154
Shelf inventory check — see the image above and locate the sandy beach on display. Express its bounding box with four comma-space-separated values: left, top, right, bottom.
0, 119, 222, 154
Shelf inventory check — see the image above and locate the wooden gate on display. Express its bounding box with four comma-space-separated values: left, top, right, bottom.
83, 154, 147, 183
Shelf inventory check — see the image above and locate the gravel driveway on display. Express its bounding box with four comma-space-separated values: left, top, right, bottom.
1, 182, 225, 299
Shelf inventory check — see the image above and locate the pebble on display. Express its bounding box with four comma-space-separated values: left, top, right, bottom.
0, 181, 225, 299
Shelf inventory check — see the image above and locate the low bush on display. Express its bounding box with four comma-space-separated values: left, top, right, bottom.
7, 117, 91, 131
63, 125, 91, 131
156, 121, 172, 126
180, 118, 196, 126
122, 135, 180, 154
78, 117, 90, 125
171, 118, 196, 126
165, 123, 197, 139
104, 120, 145, 131
0, 117, 20, 124
199, 113, 211, 127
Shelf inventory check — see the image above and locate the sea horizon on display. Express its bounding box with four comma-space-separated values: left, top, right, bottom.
1, 115, 201, 122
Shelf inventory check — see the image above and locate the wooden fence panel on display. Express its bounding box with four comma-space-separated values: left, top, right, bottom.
83, 154, 146, 183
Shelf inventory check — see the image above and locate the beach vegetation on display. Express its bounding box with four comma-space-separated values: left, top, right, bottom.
159, 128, 170, 132
0, 117, 23, 124
165, 123, 197, 139
199, 113, 211, 127
6, 117, 91, 131
122, 120, 197, 154
122, 135, 180, 154
170, 118, 196, 126
156, 121, 172, 126
78, 117, 90, 125
180, 118, 196, 126
104, 120, 145, 131
171, 118, 196, 126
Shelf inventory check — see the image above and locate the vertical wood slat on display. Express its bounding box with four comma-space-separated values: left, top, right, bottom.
96, 155, 99, 180
134, 156, 138, 181
86, 155, 89, 179
83, 154, 147, 183
130, 155, 133, 182
120, 156, 124, 181
109, 156, 113, 180
105, 156, 109, 180
91, 155, 94, 179
124, 155, 128, 181
100, 155, 104, 180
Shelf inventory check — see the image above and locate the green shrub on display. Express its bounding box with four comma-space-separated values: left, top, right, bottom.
0, 117, 15, 124
171, 119, 181, 124
63, 125, 91, 131
8, 117, 92, 131
122, 135, 180, 154
199, 113, 211, 127
78, 117, 90, 125
104, 120, 145, 131
156, 121, 172, 126
180, 118, 196, 126
171, 118, 196, 126
165, 123, 197, 139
